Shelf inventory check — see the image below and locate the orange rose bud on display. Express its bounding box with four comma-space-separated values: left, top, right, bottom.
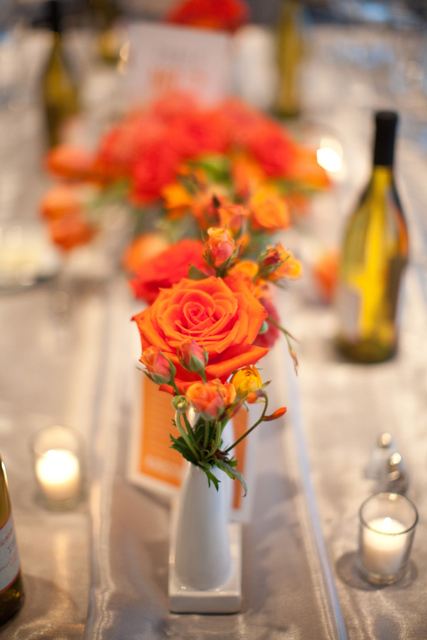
162, 182, 194, 220
122, 232, 169, 274
263, 407, 287, 421
231, 365, 262, 397
180, 339, 208, 374
312, 251, 339, 303
217, 204, 249, 235
205, 227, 235, 268
186, 380, 235, 420
140, 346, 176, 384
40, 185, 81, 220
48, 212, 95, 251
250, 186, 290, 233
246, 390, 265, 404
258, 243, 302, 281
45, 145, 97, 182
270, 247, 302, 281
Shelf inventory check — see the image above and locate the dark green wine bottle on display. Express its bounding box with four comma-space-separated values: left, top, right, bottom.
42, 0, 81, 148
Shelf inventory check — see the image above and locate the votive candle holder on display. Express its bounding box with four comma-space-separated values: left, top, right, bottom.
357, 492, 418, 585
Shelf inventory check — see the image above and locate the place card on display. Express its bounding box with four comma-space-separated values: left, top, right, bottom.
125, 22, 232, 106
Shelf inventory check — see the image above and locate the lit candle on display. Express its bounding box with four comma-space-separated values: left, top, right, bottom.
361, 516, 407, 576
35, 449, 81, 502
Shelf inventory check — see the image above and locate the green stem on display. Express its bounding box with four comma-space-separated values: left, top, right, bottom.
224, 396, 269, 454
267, 316, 297, 342
182, 411, 198, 447
170, 380, 181, 395
203, 419, 209, 450
175, 411, 198, 460
209, 420, 223, 459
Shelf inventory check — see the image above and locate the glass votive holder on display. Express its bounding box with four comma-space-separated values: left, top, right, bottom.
357, 492, 418, 585
30, 425, 85, 510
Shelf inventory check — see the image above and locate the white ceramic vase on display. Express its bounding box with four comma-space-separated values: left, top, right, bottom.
174, 463, 232, 590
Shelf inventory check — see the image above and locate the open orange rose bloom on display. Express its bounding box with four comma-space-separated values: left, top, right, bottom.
133, 275, 268, 391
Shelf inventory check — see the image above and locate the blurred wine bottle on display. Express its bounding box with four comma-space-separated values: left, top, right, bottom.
336, 111, 409, 363
275, 0, 304, 119
0, 457, 24, 625
42, 0, 81, 148
90, 0, 122, 65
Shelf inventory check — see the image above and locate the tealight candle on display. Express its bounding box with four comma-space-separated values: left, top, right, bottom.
357, 493, 418, 584
35, 449, 81, 502
30, 425, 85, 509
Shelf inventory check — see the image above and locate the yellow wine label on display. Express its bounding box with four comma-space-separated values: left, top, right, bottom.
0, 512, 20, 593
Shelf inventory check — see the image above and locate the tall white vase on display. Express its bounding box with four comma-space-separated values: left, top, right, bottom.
174, 463, 232, 590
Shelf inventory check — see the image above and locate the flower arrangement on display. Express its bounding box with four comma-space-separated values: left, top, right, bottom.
40, 94, 328, 253
165, 0, 250, 32
132, 216, 301, 489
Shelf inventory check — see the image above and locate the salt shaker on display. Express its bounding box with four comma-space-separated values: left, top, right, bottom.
366, 433, 396, 481
379, 452, 410, 496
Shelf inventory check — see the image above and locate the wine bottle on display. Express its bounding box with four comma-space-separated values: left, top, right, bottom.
336, 111, 409, 363
90, 0, 122, 65
42, 0, 81, 148
275, 0, 304, 119
0, 457, 24, 625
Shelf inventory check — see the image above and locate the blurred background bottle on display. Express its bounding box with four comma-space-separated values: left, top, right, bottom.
89, 0, 122, 65
0, 457, 24, 625
42, 0, 81, 148
275, 0, 304, 119
336, 111, 409, 363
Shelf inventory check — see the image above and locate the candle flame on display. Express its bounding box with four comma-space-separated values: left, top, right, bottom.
383, 517, 392, 532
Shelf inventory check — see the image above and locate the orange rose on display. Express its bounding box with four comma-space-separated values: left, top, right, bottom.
45, 145, 98, 182
217, 203, 250, 235
190, 187, 228, 230
48, 213, 95, 251
40, 185, 81, 220
186, 379, 236, 419
40, 184, 99, 221
287, 146, 330, 190
250, 187, 290, 233
229, 260, 267, 299
230, 153, 264, 199
122, 232, 169, 274
162, 182, 194, 219
133, 275, 268, 391
165, 0, 250, 32
129, 239, 208, 304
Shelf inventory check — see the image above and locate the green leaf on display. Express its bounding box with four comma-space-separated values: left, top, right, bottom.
188, 264, 209, 281
199, 462, 220, 490
170, 436, 198, 465
216, 461, 248, 496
